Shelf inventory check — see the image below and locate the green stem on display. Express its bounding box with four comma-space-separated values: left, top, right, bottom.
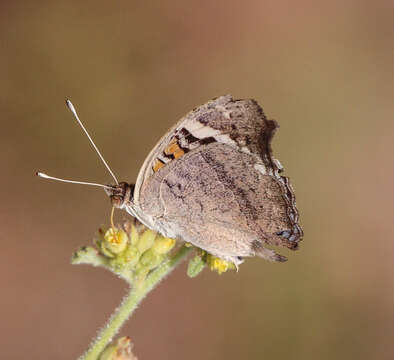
80, 245, 192, 360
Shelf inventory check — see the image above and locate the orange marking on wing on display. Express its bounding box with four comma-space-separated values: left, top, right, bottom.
152, 159, 165, 172
173, 148, 185, 159
164, 139, 186, 159
164, 140, 180, 155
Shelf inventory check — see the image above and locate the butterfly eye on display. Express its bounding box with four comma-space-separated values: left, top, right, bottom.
110, 196, 123, 208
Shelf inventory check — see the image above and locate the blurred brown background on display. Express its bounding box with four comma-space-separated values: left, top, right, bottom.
1, 1, 393, 359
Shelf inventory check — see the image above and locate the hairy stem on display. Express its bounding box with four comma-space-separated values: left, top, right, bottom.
80, 245, 192, 360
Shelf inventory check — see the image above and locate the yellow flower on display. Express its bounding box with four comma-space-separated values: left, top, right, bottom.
207, 255, 235, 275
102, 228, 128, 256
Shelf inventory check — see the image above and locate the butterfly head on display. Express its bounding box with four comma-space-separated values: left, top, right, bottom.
105, 182, 135, 209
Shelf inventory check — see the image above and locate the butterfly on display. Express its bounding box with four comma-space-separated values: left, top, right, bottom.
39, 95, 302, 266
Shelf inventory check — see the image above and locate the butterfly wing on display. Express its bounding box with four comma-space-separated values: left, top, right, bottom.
130, 95, 302, 262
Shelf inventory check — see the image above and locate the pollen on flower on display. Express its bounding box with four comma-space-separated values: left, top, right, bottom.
103, 228, 128, 254
106, 229, 120, 244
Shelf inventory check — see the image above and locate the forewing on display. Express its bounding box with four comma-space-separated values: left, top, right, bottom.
134, 95, 281, 204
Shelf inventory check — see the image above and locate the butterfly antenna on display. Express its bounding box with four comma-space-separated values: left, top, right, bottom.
65, 99, 119, 185
36, 172, 113, 190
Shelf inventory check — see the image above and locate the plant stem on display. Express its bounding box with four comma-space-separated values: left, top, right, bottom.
80, 245, 192, 360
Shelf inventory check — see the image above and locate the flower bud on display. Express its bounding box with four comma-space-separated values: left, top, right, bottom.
151, 236, 176, 254
187, 255, 206, 278
99, 336, 137, 360
137, 229, 156, 253
129, 223, 140, 246
122, 245, 141, 267
138, 249, 163, 270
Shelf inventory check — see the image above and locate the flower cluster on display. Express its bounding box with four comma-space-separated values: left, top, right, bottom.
72, 219, 176, 284
99, 223, 175, 276
72, 218, 236, 284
